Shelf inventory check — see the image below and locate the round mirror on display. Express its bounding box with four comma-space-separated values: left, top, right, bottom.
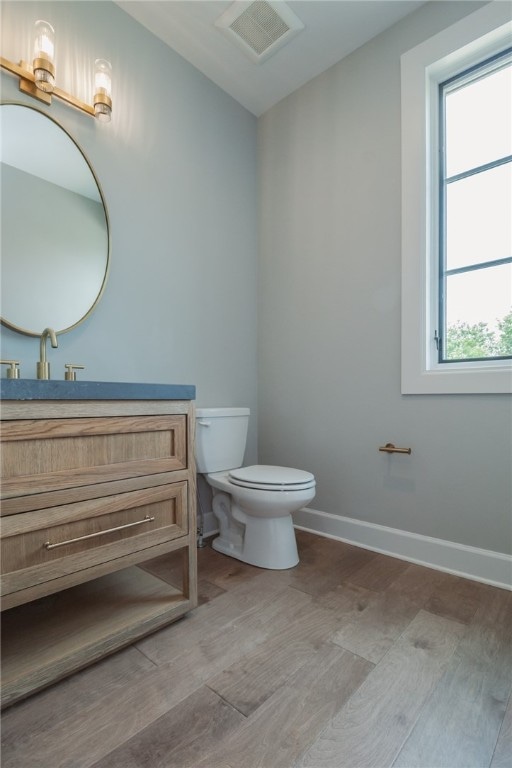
0, 103, 110, 336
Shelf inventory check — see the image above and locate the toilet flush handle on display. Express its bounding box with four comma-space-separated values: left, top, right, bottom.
197, 420, 212, 427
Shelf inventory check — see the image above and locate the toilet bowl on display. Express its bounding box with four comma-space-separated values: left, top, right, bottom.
195, 408, 316, 570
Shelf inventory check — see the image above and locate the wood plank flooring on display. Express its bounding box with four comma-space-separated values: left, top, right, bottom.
1, 530, 511, 768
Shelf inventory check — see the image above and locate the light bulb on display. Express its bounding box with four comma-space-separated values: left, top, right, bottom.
33, 20, 55, 93
94, 59, 112, 122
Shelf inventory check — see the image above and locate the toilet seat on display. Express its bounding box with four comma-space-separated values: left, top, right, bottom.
228, 465, 316, 491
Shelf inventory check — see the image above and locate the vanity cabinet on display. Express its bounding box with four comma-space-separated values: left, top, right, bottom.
0, 397, 197, 708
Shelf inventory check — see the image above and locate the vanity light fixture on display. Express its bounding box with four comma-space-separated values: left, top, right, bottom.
0, 20, 112, 122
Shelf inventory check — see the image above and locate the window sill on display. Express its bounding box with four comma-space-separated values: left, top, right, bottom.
402, 359, 512, 395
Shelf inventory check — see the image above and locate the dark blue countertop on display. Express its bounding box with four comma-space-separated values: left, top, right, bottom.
0, 379, 196, 401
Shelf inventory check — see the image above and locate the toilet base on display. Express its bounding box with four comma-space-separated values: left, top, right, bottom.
212, 513, 299, 570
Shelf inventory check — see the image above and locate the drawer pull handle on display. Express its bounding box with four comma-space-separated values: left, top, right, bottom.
44, 515, 156, 551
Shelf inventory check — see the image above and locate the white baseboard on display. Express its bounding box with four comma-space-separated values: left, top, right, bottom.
293, 507, 512, 590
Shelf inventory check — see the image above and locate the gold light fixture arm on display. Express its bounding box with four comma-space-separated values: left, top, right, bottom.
2, 57, 51, 104
1, 56, 95, 116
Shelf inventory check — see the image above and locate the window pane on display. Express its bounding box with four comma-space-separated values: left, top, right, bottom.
445, 62, 512, 178
446, 162, 512, 271
444, 263, 512, 359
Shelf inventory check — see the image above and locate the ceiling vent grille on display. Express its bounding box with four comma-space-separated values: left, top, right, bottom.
215, 1, 304, 64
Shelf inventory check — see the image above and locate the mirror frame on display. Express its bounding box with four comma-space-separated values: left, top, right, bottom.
0, 101, 111, 337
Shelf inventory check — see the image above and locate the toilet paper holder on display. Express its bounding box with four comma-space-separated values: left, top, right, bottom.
378, 443, 411, 455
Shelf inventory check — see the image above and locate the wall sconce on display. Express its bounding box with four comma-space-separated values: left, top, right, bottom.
0, 20, 112, 122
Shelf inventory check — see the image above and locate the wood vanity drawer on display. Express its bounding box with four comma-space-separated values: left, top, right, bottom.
0, 482, 188, 599
0, 415, 186, 508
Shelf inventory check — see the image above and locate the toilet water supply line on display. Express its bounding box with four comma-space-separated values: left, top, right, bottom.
196, 486, 207, 548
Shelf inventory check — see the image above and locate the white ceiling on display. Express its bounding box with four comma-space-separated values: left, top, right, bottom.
116, 1, 427, 116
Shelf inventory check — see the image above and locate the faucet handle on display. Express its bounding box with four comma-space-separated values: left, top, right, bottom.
0, 360, 20, 379
64, 364, 85, 381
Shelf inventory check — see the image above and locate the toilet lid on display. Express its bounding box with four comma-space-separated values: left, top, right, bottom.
228, 465, 315, 491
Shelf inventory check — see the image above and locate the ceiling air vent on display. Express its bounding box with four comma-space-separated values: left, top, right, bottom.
215, 1, 304, 64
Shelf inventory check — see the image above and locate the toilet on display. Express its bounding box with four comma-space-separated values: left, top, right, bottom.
195, 407, 316, 569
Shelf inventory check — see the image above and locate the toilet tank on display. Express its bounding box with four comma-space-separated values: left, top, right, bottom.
195, 407, 250, 473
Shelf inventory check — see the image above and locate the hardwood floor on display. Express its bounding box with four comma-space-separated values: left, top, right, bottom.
1, 530, 511, 768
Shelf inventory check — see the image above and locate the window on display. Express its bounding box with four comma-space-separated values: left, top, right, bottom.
401, 2, 512, 393
439, 52, 512, 364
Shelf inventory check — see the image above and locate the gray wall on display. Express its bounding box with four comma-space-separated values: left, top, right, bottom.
0, 0, 259, 463
258, 1, 512, 555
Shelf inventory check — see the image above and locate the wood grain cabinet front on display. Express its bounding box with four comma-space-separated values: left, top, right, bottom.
0, 400, 197, 709
1, 414, 186, 514
1, 481, 188, 603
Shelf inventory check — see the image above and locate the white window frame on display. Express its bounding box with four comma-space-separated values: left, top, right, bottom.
401, 2, 512, 394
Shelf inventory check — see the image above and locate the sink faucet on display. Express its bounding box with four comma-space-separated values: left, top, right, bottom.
37, 328, 58, 380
